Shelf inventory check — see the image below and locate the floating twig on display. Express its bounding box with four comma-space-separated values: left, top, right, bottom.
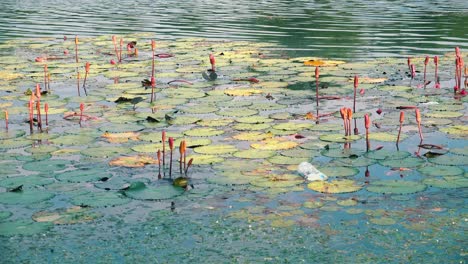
396, 111, 404, 146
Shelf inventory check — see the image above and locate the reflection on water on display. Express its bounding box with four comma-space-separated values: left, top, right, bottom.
0, 0, 467, 59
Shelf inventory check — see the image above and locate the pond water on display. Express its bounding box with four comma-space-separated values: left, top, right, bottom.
0, 1, 467, 263
0, 0, 467, 59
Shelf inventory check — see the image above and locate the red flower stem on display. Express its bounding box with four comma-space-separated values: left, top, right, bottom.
169, 150, 173, 178
119, 38, 123, 63
423, 64, 427, 88
36, 101, 42, 132
75, 36, 79, 63
435, 64, 438, 86
4, 110, 8, 131
315, 67, 319, 120
396, 123, 403, 145
151, 50, 155, 79
44, 65, 48, 93
77, 72, 81, 97
366, 128, 370, 152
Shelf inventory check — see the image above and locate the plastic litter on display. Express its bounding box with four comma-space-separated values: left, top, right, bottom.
298, 162, 328, 181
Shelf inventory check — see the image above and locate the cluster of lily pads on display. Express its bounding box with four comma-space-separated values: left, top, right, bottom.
0, 33, 466, 239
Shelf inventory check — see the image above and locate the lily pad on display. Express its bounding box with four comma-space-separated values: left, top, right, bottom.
307, 179, 363, 194
318, 166, 359, 177
32, 206, 102, 224
193, 144, 237, 155
417, 165, 464, 177
423, 176, 468, 189
319, 134, 361, 143
0, 175, 54, 189
0, 190, 55, 205
379, 157, 424, 168
184, 128, 224, 137
429, 155, 468, 166
233, 149, 275, 159
0, 220, 52, 236
367, 180, 426, 194
71, 191, 130, 207
22, 159, 71, 172
368, 132, 407, 142
124, 181, 184, 200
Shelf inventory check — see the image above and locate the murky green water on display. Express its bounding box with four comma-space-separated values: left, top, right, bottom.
0, 1, 467, 263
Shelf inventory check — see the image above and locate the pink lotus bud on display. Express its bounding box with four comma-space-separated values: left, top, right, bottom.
209, 53, 215, 66
110, 59, 116, 65
80, 103, 84, 112
63, 36, 67, 41
407, 57, 411, 67
415, 108, 421, 124
169, 137, 174, 150
399, 111, 404, 123
411, 64, 416, 78
112, 35, 117, 44
364, 114, 370, 129
435, 83, 440, 89
315, 67, 319, 79
354, 75, 358, 89
376, 109, 382, 115
85, 62, 90, 73
35, 84, 41, 99
461, 89, 467, 96
424, 56, 429, 65
64, 49, 69, 55
44, 103, 49, 113
151, 40, 156, 51
434, 56, 439, 65
454, 86, 459, 92
162, 130, 166, 142
455, 46, 460, 57
151, 76, 156, 87
359, 89, 365, 95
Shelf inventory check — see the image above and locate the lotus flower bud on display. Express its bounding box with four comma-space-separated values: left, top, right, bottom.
44, 64, 48, 71
179, 140, 186, 155
80, 103, 84, 112
340, 107, 346, 119
151, 40, 156, 51
85, 62, 90, 73
315, 67, 319, 79
4, 110, 8, 121
112, 35, 116, 44
134, 48, 139, 56
342, 108, 348, 120
399, 111, 404, 123
187, 158, 193, 168
434, 56, 439, 65
151, 76, 156, 87
415, 108, 421, 124
169, 137, 174, 150
354, 75, 358, 89
364, 114, 370, 129
157, 149, 161, 161
346, 108, 352, 120
75, 36, 78, 45
424, 56, 429, 65
407, 57, 411, 67
411, 64, 416, 78
209, 53, 215, 66
44, 103, 49, 113
455, 46, 460, 57
35, 84, 41, 99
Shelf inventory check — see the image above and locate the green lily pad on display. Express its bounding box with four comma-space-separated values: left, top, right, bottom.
168, 116, 201, 125
365, 149, 411, 160
303, 201, 324, 209
71, 191, 130, 207
319, 134, 361, 143
321, 148, 364, 158
233, 149, 275, 159
185, 154, 224, 165
56, 168, 112, 183
309, 123, 342, 131
81, 146, 132, 158
197, 118, 234, 127
0, 175, 54, 189
417, 165, 464, 177
379, 157, 424, 168
184, 127, 224, 137
368, 132, 407, 142
423, 176, 468, 189
32, 206, 102, 224
233, 123, 271, 131
337, 199, 358, 206
193, 144, 237, 155
250, 174, 304, 188
307, 179, 363, 194
0, 220, 52, 236
0, 211, 12, 221
236, 116, 273, 124
268, 155, 306, 165
425, 111, 463, 118
124, 182, 184, 200
0, 190, 55, 205
440, 125, 468, 136
450, 147, 468, 156
429, 155, 467, 166
367, 180, 426, 194
318, 166, 359, 177
52, 134, 97, 146
369, 217, 396, 225
22, 159, 71, 172
0, 130, 26, 140
217, 108, 258, 117
337, 157, 376, 167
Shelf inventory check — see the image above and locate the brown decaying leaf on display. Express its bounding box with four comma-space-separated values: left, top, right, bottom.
109, 155, 159, 167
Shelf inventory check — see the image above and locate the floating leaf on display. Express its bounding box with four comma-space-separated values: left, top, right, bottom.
102, 132, 140, 143
0, 175, 54, 189
0, 190, 55, 205
185, 154, 224, 165
124, 182, 184, 200
32, 206, 101, 224
368, 132, 406, 142
318, 166, 359, 177
307, 179, 363, 194
184, 128, 224, 137
109, 155, 158, 167
71, 191, 130, 207
0, 220, 52, 236
428, 155, 467, 166
365, 150, 411, 160
233, 149, 275, 159
233, 132, 272, 141
423, 176, 468, 189
193, 144, 237, 155
250, 174, 304, 188
379, 157, 424, 168
369, 217, 396, 225
268, 155, 306, 165
417, 165, 464, 177
251, 139, 298, 150
82, 146, 132, 158
367, 180, 426, 194
22, 159, 71, 172
319, 134, 361, 143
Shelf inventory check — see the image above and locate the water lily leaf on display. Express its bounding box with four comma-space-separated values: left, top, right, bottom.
224, 88, 263, 96
280, 148, 314, 158
0, 130, 26, 140
351, 77, 387, 84
197, 118, 234, 127
450, 147, 468, 156
337, 156, 376, 167
22, 159, 71, 172
52, 134, 97, 146
0, 220, 52, 236
425, 111, 463, 118
182, 105, 218, 114
71, 191, 130, 207
99, 123, 145, 133
321, 148, 364, 158
307, 179, 363, 194
423, 176, 468, 189
309, 124, 342, 131
102, 132, 140, 143
233, 131, 272, 141
233, 123, 271, 131
0, 211, 12, 221
272, 122, 313, 131
56, 167, 112, 183
233, 149, 275, 159
440, 125, 468, 137
193, 144, 237, 155
346, 208, 364, 215
428, 155, 467, 166
379, 157, 424, 168
32, 206, 102, 224
251, 139, 298, 150
168, 116, 201, 125
250, 174, 304, 188
269, 112, 291, 120
248, 103, 286, 111
318, 166, 359, 177
81, 146, 132, 158
418, 165, 464, 177
367, 180, 426, 194
236, 116, 273, 124
124, 181, 184, 200
268, 155, 307, 165
365, 149, 411, 160
0, 138, 32, 149
109, 155, 158, 167
369, 217, 396, 225
0, 190, 55, 205
303, 59, 345, 67
207, 171, 251, 185
0, 175, 54, 189
219, 100, 253, 108
319, 134, 361, 143
368, 132, 406, 142
337, 199, 358, 206
184, 127, 224, 137
303, 201, 324, 209
185, 154, 224, 165
217, 108, 258, 117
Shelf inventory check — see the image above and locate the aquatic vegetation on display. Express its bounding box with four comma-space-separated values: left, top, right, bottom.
0, 35, 466, 263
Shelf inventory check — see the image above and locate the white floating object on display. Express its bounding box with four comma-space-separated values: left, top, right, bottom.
419, 101, 439, 106
298, 162, 328, 182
